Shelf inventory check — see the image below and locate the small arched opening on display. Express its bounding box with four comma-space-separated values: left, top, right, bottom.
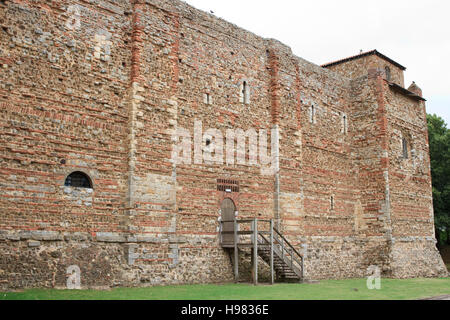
343, 114, 348, 134
241, 81, 250, 104
64, 171, 93, 189
310, 105, 315, 124
402, 137, 409, 159
385, 66, 391, 81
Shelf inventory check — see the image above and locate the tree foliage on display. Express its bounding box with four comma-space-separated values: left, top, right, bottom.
427, 114, 450, 246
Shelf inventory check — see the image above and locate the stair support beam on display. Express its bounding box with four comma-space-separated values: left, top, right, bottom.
234, 219, 239, 283
252, 218, 258, 285
270, 219, 274, 285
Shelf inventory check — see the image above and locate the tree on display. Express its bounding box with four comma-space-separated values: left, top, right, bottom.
427, 114, 450, 246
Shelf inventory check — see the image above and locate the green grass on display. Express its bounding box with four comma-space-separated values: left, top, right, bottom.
1, 278, 449, 300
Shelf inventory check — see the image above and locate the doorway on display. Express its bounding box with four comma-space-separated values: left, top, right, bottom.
221, 198, 236, 246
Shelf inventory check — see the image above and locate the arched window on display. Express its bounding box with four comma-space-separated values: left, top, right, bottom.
385, 66, 391, 81
241, 81, 250, 104
402, 138, 409, 159
342, 114, 348, 135
64, 171, 93, 188
204, 92, 212, 105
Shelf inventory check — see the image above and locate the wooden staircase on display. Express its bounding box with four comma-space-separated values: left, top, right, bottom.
220, 218, 304, 284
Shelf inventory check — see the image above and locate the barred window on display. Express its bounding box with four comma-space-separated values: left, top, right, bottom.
217, 179, 239, 193
64, 171, 93, 189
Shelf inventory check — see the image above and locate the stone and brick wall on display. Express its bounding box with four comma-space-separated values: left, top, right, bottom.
0, 0, 446, 289
326, 54, 405, 87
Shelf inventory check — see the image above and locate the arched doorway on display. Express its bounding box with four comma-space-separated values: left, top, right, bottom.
221, 198, 236, 246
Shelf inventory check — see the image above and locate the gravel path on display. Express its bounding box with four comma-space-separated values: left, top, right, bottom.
419, 295, 450, 300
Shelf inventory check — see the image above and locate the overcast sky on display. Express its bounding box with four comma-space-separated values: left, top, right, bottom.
184, 0, 450, 126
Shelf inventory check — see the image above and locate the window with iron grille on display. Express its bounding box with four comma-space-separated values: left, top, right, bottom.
217, 179, 239, 193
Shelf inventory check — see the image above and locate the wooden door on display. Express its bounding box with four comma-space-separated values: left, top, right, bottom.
221, 198, 236, 246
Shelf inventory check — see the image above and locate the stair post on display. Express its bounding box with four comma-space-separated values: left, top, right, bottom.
270, 219, 274, 285
234, 219, 239, 283
301, 255, 305, 282
252, 218, 258, 285
290, 248, 293, 269
219, 219, 223, 245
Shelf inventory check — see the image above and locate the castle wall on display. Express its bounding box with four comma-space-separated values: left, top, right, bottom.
0, 0, 445, 289
384, 81, 447, 277
124, 0, 276, 285
0, 0, 134, 288
326, 55, 405, 87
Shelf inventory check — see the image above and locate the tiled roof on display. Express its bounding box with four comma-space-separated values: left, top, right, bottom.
389, 82, 426, 101
321, 50, 406, 71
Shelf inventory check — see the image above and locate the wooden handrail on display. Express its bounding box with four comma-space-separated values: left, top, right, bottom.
258, 233, 270, 244
220, 219, 272, 223
273, 227, 303, 260
271, 231, 303, 267
222, 218, 304, 282
259, 232, 302, 269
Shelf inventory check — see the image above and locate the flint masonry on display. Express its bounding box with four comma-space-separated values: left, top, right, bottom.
0, 0, 447, 289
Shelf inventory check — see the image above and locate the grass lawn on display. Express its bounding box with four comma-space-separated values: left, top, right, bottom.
1, 278, 449, 300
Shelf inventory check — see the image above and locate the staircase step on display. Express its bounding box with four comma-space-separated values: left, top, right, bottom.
225, 223, 303, 283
